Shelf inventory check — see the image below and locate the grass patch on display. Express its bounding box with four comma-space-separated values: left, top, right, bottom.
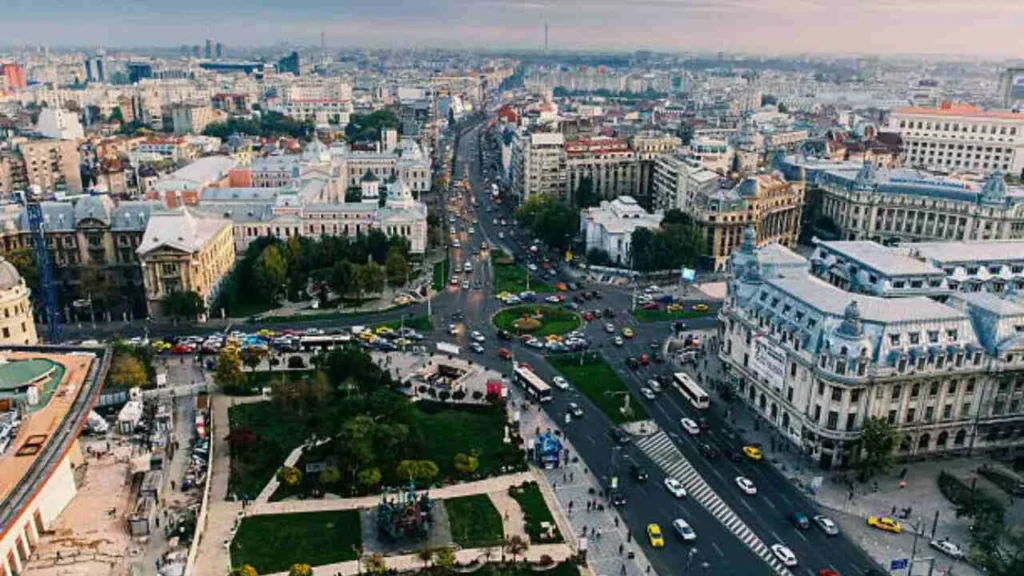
432, 259, 450, 292
228, 401, 308, 499
226, 369, 316, 396
492, 305, 580, 336
231, 510, 361, 573
549, 353, 648, 424
492, 249, 553, 294
414, 402, 524, 482
373, 314, 434, 333
633, 306, 712, 323
445, 494, 505, 548
508, 481, 563, 544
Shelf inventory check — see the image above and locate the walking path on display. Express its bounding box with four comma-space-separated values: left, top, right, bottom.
488, 491, 528, 540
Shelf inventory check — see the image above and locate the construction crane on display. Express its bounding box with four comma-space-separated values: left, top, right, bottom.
21, 186, 61, 343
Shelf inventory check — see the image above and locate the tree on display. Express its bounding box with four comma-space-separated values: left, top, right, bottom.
384, 249, 409, 287
416, 547, 434, 569
433, 547, 456, 573
288, 564, 312, 576
357, 467, 382, 491
453, 452, 480, 476
396, 460, 439, 483
363, 553, 387, 576
586, 248, 611, 267
161, 290, 205, 320
345, 187, 362, 203
78, 265, 116, 309
254, 244, 288, 301
574, 175, 597, 209
109, 354, 149, 389
6, 248, 38, 289
503, 535, 528, 564
340, 416, 377, 484
367, 229, 390, 264
109, 107, 125, 124
329, 260, 354, 297
240, 346, 268, 379
214, 346, 246, 390
516, 196, 579, 251
856, 417, 897, 480
319, 465, 341, 486
228, 565, 258, 576
777, 102, 789, 114
358, 262, 385, 296
276, 465, 303, 487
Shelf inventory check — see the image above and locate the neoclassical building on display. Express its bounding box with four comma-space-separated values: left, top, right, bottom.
719, 228, 1024, 468
0, 258, 37, 345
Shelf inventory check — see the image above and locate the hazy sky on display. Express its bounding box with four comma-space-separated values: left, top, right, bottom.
4, 0, 1024, 57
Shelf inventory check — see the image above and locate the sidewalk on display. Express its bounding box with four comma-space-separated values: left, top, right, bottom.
510, 387, 659, 576
679, 333, 1004, 576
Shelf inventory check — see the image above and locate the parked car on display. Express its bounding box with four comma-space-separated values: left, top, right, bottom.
929, 539, 965, 559
867, 516, 902, 534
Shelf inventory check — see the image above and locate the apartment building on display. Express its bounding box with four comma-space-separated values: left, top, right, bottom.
510, 131, 567, 202
720, 235, 1024, 468
2, 139, 83, 194
652, 152, 719, 211
565, 136, 639, 204
888, 102, 1024, 175
170, 105, 222, 135
632, 132, 681, 209
779, 156, 1024, 243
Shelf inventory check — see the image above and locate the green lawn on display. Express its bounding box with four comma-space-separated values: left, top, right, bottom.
549, 354, 649, 424
226, 369, 316, 396
632, 306, 713, 324
228, 401, 308, 499
492, 305, 580, 336
414, 402, 523, 482
444, 494, 505, 548
373, 314, 434, 333
491, 249, 553, 294
432, 258, 450, 292
508, 481, 563, 544
231, 510, 362, 573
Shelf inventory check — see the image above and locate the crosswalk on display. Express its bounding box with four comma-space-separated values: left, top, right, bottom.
635, 432, 794, 576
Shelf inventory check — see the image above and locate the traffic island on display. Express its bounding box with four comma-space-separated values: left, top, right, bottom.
548, 353, 649, 424
492, 305, 581, 337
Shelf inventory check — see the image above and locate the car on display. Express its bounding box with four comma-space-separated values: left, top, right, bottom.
639, 353, 650, 366
631, 463, 649, 482
680, 418, 700, 435
497, 329, 512, 340
552, 376, 570, 390
611, 428, 631, 445
692, 303, 709, 312
498, 347, 513, 360
664, 478, 687, 498
742, 446, 764, 461
605, 323, 616, 333
929, 539, 965, 559
614, 336, 624, 346
545, 295, 563, 304
646, 524, 665, 548
582, 312, 594, 321
818, 570, 840, 576
470, 331, 486, 343
470, 343, 485, 353
790, 512, 810, 529
813, 515, 839, 536
526, 338, 545, 349
867, 516, 902, 534
641, 301, 659, 310
672, 518, 697, 541
448, 323, 459, 335
627, 357, 640, 369
698, 443, 718, 459
645, 379, 661, 393
527, 263, 539, 272
451, 276, 459, 286
504, 295, 521, 305
667, 303, 683, 312
640, 387, 656, 400
567, 402, 583, 417
736, 476, 757, 495
555, 283, 568, 292
609, 489, 627, 507
770, 544, 798, 567
462, 281, 470, 290
622, 327, 634, 338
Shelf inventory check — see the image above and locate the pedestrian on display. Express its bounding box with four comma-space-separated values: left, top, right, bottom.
891, 505, 897, 516
646, 566, 651, 574
570, 471, 574, 482
620, 564, 626, 576
627, 531, 632, 543
568, 500, 574, 510
587, 501, 592, 512
155, 516, 160, 528
170, 480, 176, 491
563, 472, 567, 482
618, 543, 624, 555
614, 516, 619, 527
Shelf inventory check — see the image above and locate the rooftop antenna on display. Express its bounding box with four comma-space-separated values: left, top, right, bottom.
320, 28, 326, 52
544, 22, 549, 52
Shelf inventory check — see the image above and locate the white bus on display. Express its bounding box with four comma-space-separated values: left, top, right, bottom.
298, 334, 351, 351
513, 364, 552, 403
672, 372, 710, 409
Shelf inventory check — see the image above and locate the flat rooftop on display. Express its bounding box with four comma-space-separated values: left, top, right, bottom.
817, 241, 944, 277
908, 240, 1024, 265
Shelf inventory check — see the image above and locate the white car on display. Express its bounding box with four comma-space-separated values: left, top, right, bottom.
448, 324, 458, 335
813, 514, 839, 536
470, 331, 486, 343
736, 476, 757, 495
614, 336, 624, 347
504, 295, 522, 305
552, 376, 570, 390
672, 518, 697, 541
527, 263, 539, 272
462, 281, 470, 290
567, 402, 583, 417
770, 544, 798, 567
647, 379, 662, 393
640, 387, 656, 400
469, 342, 485, 354
680, 418, 700, 435
929, 539, 965, 559
605, 323, 615, 333
664, 478, 687, 498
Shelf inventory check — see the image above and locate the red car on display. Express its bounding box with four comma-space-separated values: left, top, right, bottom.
639, 353, 650, 366
582, 312, 594, 321
172, 343, 196, 354
498, 348, 512, 360
641, 301, 659, 310
818, 570, 840, 576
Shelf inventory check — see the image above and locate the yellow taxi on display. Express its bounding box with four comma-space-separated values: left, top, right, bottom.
646, 524, 665, 547
497, 291, 513, 301
666, 303, 683, 312
375, 326, 395, 336
358, 330, 377, 342
692, 303, 709, 312
151, 340, 172, 352
742, 446, 764, 461
257, 328, 277, 338
393, 295, 412, 306
867, 516, 902, 534
545, 334, 563, 343
622, 327, 634, 339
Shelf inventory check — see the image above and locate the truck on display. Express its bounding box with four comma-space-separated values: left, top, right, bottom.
436, 342, 461, 355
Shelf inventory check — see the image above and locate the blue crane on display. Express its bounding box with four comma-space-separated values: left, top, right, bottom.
21, 188, 61, 342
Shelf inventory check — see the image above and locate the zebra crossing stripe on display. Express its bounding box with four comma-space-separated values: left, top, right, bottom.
635, 432, 794, 576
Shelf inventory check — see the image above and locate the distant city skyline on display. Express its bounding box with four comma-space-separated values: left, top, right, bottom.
3, 0, 1024, 57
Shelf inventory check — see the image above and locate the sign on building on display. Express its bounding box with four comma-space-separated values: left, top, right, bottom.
750, 335, 787, 391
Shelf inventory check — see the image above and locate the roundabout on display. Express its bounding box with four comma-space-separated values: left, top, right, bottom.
491, 305, 581, 337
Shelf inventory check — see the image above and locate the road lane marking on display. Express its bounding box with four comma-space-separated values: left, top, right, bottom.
711, 542, 724, 557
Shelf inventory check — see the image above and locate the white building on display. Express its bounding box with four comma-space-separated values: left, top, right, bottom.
510, 131, 567, 202
330, 137, 431, 197
275, 99, 353, 128
581, 196, 663, 265
35, 108, 83, 141
888, 102, 1024, 175
652, 152, 720, 211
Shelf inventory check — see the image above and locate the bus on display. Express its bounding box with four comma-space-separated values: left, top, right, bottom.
298, 334, 352, 351
672, 372, 710, 409
513, 364, 552, 403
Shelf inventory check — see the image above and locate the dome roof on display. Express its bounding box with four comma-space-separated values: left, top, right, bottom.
0, 258, 24, 290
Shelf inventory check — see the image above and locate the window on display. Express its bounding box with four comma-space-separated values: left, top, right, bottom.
888, 409, 897, 424
925, 406, 935, 422
948, 380, 958, 394
910, 333, 920, 345
818, 381, 826, 395
912, 383, 921, 398
850, 389, 861, 403
906, 408, 916, 423
831, 388, 843, 402
928, 331, 939, 344
814, 405, 822, 422
827, 410, 839, 430
929, 382, 940, 397
962, 402, 971, 415
891, 385, 902, 400
890, 334, 901, 346
943, 404, 953, 420
846, 413, 856, 430
966, 378, 976, 394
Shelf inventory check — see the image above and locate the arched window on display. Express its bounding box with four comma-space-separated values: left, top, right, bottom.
899, 436, 912, 452
936, 431, 949, 448
954, 430, 967, 446
918, 433, 931, 450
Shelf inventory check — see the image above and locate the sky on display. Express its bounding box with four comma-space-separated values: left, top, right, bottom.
4, 0, 1024, 57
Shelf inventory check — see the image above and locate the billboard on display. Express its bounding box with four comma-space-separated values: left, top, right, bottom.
681, 268, 696, 282
750, 335, 787, 392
